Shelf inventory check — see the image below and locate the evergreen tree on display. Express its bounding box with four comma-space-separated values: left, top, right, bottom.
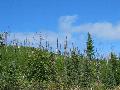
69, 50, 80, 86
80, 58, 93, 88
102, 52, 118, 89
109, 52, 118, 86
110, 52, 117, 72
80, 32, 95, 88
86, 32, 94, 60
0, 34, 4, 46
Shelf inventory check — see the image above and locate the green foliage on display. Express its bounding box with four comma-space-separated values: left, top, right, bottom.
0, 34, 4, 46
1, 33, 120, 90
86, 32, 94, 60
80, 58, 93, 88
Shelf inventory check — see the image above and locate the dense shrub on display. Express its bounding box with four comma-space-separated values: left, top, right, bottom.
0, 33, 120, 90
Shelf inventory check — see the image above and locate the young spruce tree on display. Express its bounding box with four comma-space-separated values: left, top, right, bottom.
86, 32, 94, 60
103, 52, 118, 89
80, 33, 95, 88
0, 34, 4, 46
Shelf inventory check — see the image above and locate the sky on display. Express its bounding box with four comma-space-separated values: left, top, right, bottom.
0, 0, 120, 56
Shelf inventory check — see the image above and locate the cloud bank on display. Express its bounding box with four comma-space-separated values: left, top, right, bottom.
59, 15, 120, 40
7, 15, 120, 53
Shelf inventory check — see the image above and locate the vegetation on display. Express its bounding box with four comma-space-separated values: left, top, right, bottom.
0, 32, 120, 90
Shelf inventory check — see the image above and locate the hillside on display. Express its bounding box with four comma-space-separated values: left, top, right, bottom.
0, 43, 120, 90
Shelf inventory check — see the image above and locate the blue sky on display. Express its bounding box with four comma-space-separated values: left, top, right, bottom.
1, 0, 120, 56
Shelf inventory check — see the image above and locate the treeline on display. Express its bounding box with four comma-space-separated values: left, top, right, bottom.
0, 32, 120, 90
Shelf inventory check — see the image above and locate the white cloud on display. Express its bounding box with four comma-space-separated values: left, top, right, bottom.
59, 15, 120, 40
7, 15, 120, 53
59, 15, 78, 33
